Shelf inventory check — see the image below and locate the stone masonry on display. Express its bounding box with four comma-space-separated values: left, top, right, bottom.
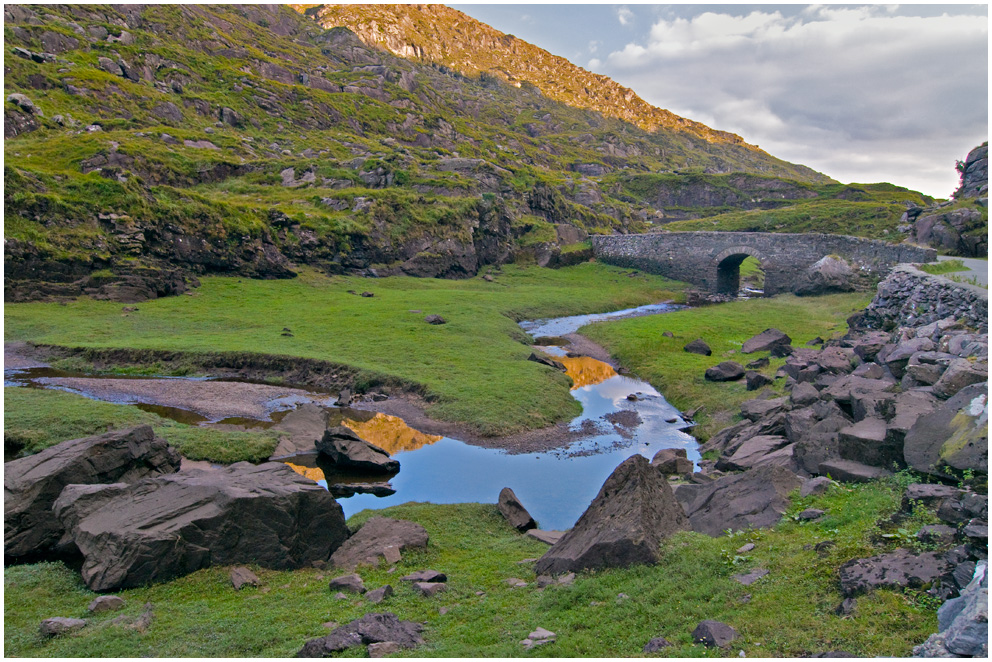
860, 265, 988, 333
591, 232, 936, 295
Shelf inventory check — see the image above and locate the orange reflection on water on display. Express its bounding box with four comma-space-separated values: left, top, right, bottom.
341, 413, 442, 454
559, 355, 618, 390
285, 462, 325, 483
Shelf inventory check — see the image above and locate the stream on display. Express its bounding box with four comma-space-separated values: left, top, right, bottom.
5, 302, 698, 531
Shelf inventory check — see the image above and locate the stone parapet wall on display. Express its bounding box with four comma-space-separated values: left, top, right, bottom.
860, 265, 988, 333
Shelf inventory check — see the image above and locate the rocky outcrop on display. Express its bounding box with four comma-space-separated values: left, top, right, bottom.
4, 426, 180, 560
955, 143, 988, 200
54, 462, 349, 591
676, 465, 801, 537
317, 426, 400, 474
914, 561, 988, 658
534, 454, 689, 574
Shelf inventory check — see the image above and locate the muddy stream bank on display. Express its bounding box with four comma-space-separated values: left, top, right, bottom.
5, 302, 697, 530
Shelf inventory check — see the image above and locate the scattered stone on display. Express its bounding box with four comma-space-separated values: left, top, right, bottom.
131, 603, 154, 633
368, 642, 402, 658
330, 517, 428, 570
736, 543, 756, 554
366, 585, 393, 604
498, 487, 537, 531
558, 572, 576, 585
505, 577, 528, 588
521, 627, 556, 650
651, 448, 693, 475
88, 595, 125, 613
329, 573, 366, 594
230, 566, 261, 590
535, 455, 689, 574
360, 291, 374, 298
334, 592, 348, 600
742, 328, 792, 354
643, 636, 673, 653
836, 597, 857, 616
746, 371, 774, 391
297, 612, 424, 657
526, 529, 565, 545
705, 361, 746, 382
424, 314, 446, 325
801, 476, 835, 497
317, 426, 399, 474
684, 338, 712, 356
692, 620, 739, 648
401, 570, 447, 583
536, 575, 555, 588
733, 568, 769, 585
662, 331, 675, 338
528, 352, 566, 371
413, 581, 447, 596
746, 357, 771, 370
798, 508, 826, 521
40, 617, 87, 637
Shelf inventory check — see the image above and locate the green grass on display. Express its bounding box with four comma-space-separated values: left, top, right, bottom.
4, 479, 939, 658
580, 293, 871, 440
4, 263, 686, 437
4, 388, 278, 463
917, 260, 968, 275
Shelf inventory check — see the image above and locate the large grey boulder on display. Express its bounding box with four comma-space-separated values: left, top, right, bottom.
683, 338, 712, 356
838, 548, 950, 597
904, 383, 988, 478
534, 454, 689, 575
794, 255, 857, 296
704, 361, 745, 382
838, 418, 903, 468
297, 612, 424, 657
330, 517, 428, 570
498, 487, 537, 532
4, 426, 181, 559
742, 328, 792, 354
54, 462, 348, 591
679, 465, 801, 537
919, 561, 988, 657
716, 435, 794, 472
317, 426, 399, 473
932, 359, 987, 399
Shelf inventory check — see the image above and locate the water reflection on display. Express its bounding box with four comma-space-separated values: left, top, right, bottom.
341, 412, 442, 454
559, 355, 618, 390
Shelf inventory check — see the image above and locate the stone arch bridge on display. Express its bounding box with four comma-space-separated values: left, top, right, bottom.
591, 232, 936, 296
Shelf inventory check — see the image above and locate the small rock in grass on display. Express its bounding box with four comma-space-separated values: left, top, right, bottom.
360, 291, 374, 297
329, 573, 366, 594
736, 543, 755, 554
516, 558, 538, 565
366, 585, 393, 604
521, 627, 556, 649
400, 570, 447, 583
334, 592, 348, 600
382, 545, 402, 564
413, 581, 447, 597
643, 636, 673, 653
88, 595, 125, 613
322, 621, 339, 629
733, 568, 769, 585
835, 597, 857, 616
40, 617, 87, 637
505, 577, 528, 588
130, 603, 154, 633
425, 314, 446, 325
536, 575, 555, 588
230, 566, 261, 590
798, 508, 826, 521
558, 572, 575, 586
693, 620, 739, 648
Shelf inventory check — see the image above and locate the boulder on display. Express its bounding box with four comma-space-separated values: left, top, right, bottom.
329, 573, 366, 594
330, 517, 428, 570
838, 548, 950, 597
297, 612, 424, 657
932, 359, 987, 399
790, 406, 852, 475
692, 620, 739, 648
365, 585, 393, 604
4, 425, 180, 559
716, 435, 792, 472
742, 328, 792, 354
317, 426, 399, 474
746, 371, 774, 391
838, 418, 902, 468
230, 567, 261, 590
40, 617, 87, 637
683, 338, 712, 356
528, 352, 566, 372
904, 383, 988, 477
498, 487, 537, 532
818, 459, 892, 483
679, 465, 801, 537
705, 361, 745, 382
794, 256, 856, 296
54, 462, 348, 591
424, 314, 446, 325
651, 448, 693, 476
534, 455, 689, 575
914, 561, 988, 658
740, 397, 788, 421
791, 382, 820, 407
412, 581, 447, 597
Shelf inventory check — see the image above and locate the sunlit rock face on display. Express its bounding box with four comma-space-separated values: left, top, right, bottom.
560, 356, 618, 390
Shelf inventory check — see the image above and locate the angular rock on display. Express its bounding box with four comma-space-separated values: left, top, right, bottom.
534, 455, 689, 575
798, 508, 825, 520
818, 459, 892, 483
412, 581, 447, 597
297, 612, 423, 657
230, 566, 261, 590
40, 617, 87, 637
742, 328, 792, 354
4, 425, 180, 559
716, 435, 791, 472
838, 548, 950, 597
498, 487, 537, 532
643, 636, 673, 653
528, 352, 566, 372
732, 568, 769, 585
680, 465, 802, 537
791, 382, 821, 407
683, 338, 712, 356
330, 517, 428, 570
932, 359, 987, 399
740, 397, 788, 421
400, 569, 446, 583
705, 361, 745, 382
88, 595, 125, 613
692, 620, 739, 647
801, 476, 835, 497
317, 426, 399, 474
795, 256, 856, 296
904, 383, 988, 477
838, 418, 902, 468
526, 529, 565, 545
651, 448, 693, 475
329, 573, 366, 594
55, 462, 348, 591
365, 585, 393, 604
424, 314, 446, 325
746, 371, 774, 391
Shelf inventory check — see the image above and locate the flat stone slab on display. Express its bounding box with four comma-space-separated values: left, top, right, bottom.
838, 548, 950, 597
732, 568, 769, 585
526, 529, 566, 545
330, 517, 428, 570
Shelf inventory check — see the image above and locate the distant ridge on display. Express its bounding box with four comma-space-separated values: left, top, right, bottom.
297, 4, 753, 147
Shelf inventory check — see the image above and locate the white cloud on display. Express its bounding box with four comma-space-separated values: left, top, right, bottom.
598, 6, 988, 196
588, 40, 600, 54
617, 7, 633, 27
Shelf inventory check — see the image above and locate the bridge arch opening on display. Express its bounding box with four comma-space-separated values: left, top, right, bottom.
714, 246, 767, 296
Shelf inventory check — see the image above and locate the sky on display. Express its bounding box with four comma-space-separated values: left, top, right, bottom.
449, 3, 989, 198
